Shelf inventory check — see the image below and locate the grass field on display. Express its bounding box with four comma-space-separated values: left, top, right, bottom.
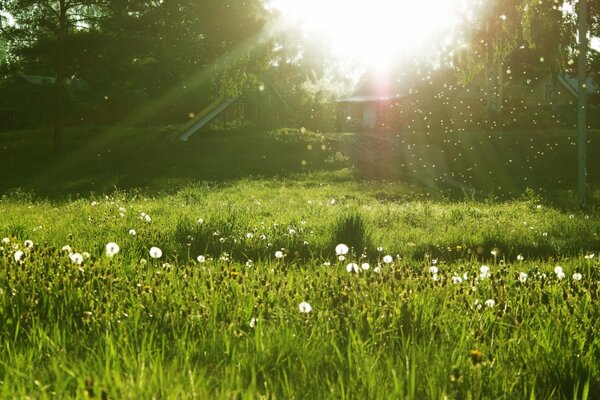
1, 125, 599, 398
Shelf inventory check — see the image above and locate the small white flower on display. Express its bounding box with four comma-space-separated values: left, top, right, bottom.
490, 249, 498, 256
517, 254, 524, 261
249, 317, 257, 328
2, 237, 9, 244
485, 299, 495, 308
572, 272, 583, 281
322, 261, 331, 266
69, 253, 84, 265
144, 214, 152, 222
429, 266, 439, 274
288, 228, 296, 235
129, 229, 137, 236
275, 250, 284, 259
346, 262, 359, 273
246, 260, 253, 267
82, 252, 91, 259
542, 232, 548, 237
382, 255, 393, 264
335, 243, 349, 255
260, 234, 267, 240
299, 301, 312, 313
118, 207, 126, 213
197, 255, 206, 263
14, 250, 24, 262
361, 262, 370, 270
105, 242, 120, 257
91, 201, 98, 206
432, 274, 439, 281
197, 218, 204, 225
24, 240, 33, 248
61, 245, 73, 254
451, 275, 463, 284
519, 272, 528, 283
374, 266, 381, 273
376, 246, 383, 252
245, 232, 254, 239
584, 253, 595, 260
149, 246, 162, 259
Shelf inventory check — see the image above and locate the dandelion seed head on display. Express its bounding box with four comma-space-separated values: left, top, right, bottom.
105, 242, 120, 257
335, 243, 349, 255
519, 272, 528, 283
346, 262, 359, 273
149, 246, 162, 259
382, 255, 393, 264
69, 253, 83, 265
14, 250, 24, 262
299, 301, 312, 313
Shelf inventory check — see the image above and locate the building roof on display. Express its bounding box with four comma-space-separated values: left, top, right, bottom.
337, 94, 407, 103
558, 73, 599, 97
337, 75, 411, 103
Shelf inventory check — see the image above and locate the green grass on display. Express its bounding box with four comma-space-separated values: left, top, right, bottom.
0, 125, 599, 398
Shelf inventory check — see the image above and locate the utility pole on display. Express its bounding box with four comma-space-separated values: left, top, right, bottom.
578, 0, 588, 207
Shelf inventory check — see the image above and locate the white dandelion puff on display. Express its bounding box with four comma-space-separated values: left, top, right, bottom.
14, 250, 24, 262
275, 250, 284, 259
361, 262, 370, 270
346, 262, 359, 273
197, 255, 206, 263
128, 229, 137, 236
572, 272, 583, 281
299, 301, 312, 313
105, 242, 120, 257
485, 299, 495, 308
479, 265, 491, 279
69, 253, 84, 265
24, 240, 33, 248
335, 243, 349, 255
519, 272, 528, 283
149, 246, 162, 259
382, 255, 393, 264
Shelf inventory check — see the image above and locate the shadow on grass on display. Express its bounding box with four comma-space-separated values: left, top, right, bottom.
0, 125, 598, 208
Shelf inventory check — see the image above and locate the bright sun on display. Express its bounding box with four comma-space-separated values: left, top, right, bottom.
269, 0, 475, 71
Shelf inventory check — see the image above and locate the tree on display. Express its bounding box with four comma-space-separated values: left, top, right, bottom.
455, 0, 524, 115
0, 0, 108, 153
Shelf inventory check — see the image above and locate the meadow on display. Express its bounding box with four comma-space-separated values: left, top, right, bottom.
1, 125, 599, 398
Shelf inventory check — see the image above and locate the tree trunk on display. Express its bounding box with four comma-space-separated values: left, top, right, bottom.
53, 0, 68, 155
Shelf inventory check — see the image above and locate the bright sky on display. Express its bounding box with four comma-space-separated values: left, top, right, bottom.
268, 0, 476, 71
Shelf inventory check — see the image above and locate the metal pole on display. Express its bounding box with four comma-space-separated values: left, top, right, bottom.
578, 0, 588, 207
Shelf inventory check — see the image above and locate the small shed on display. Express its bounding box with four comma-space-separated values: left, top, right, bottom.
337, 77, 409, 131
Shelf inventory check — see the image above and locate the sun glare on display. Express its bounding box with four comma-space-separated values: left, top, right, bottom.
269, 0, 475, 71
